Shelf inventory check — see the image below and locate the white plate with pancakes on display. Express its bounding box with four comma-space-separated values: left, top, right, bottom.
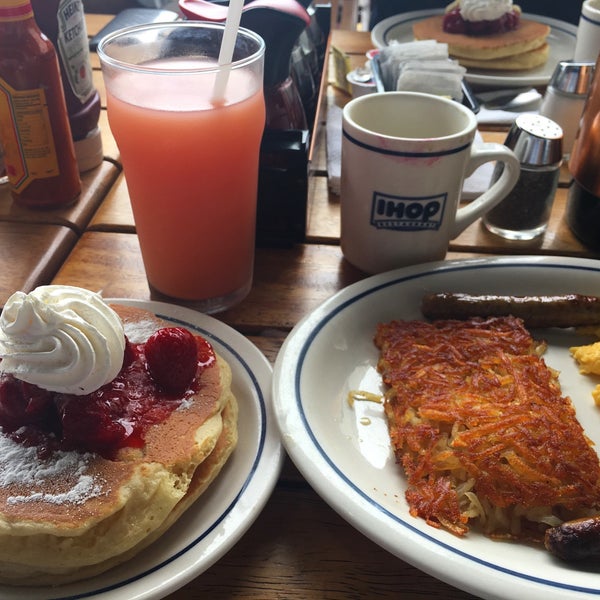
1, 299, 283, 600
273, 255, 600, 600
371, 9, 577, 87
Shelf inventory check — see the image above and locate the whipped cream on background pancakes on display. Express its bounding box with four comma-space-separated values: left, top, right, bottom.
456, 0, 514, 22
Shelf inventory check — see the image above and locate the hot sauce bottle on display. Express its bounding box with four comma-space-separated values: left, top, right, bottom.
0, 0, 81, 208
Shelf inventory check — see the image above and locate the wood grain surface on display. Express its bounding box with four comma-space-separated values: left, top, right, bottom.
0, 13, 596, 599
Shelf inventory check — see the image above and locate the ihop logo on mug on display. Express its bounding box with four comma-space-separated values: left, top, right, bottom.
370, 192, 447, 231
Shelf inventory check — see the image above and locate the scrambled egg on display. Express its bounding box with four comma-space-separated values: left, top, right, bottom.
570, 340, 600, 405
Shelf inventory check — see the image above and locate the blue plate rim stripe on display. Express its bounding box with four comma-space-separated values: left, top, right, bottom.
47, 313, 268, 600
294, 260, 600, 595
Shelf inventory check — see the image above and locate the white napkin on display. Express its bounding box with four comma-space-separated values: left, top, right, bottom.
327, 104, 343, 195
326, 106, 494, 199
378, 41, 466, 101
462, 131, 494, 200
476, 107, 539, 125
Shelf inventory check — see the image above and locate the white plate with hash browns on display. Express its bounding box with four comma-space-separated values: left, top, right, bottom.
1, 300, 282, 600
273, 256, 600, 600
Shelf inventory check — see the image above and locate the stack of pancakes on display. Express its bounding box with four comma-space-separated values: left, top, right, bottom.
0, 305, 237, 585
413, 11, 551, 71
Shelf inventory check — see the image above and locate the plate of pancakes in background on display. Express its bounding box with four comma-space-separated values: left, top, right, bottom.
0, 299, 283, 600
371, 9, 577, 87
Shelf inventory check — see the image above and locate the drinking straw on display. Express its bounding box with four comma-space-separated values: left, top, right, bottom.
211, 0, 245, 103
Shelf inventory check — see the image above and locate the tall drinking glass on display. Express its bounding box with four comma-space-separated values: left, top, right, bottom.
98, 23, 265, 313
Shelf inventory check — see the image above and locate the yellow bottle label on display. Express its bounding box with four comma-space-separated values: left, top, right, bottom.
0, 77, 60, 192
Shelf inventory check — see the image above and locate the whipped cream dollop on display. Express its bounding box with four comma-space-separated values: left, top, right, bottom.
458, 0, 513, 21
0, 286, 125, 395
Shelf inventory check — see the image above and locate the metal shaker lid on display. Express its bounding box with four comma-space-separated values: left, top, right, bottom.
549, 60, 595, 96
504, 113, 563, 167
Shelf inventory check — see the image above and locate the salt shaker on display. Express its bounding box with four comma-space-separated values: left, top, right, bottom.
540, 60, 595, 158
483, 114, 563, 240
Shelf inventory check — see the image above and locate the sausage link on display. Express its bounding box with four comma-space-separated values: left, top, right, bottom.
421, 293, 600, 328
545, 516, 600, 561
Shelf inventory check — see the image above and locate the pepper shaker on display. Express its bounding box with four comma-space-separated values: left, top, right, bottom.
540, 60, 595, 158
483, 114, 563, 240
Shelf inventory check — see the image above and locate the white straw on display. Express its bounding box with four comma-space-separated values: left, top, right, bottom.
211, 0, 245, 104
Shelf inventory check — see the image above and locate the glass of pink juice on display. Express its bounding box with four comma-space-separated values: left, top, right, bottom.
97, 23, 265, 313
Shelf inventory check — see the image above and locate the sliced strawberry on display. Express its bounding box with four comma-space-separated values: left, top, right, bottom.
144, 327, 199, 395
466, 19, 488, 35
196, 336, 216, 369
442, 8, 467, 33
443, 7, 519, 35
121, 337, 137, 369
0, 375, 29, 430
501, 10, 520, 31
0, 375, 58, 433
59, 396, 128, 455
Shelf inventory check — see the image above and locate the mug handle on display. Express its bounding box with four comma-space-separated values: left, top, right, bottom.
451, 143, 520, 239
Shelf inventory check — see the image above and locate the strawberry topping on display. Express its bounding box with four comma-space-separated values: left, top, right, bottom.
0, 327, 216, 458
442, 8, 520, 35
145, 327, 201, 395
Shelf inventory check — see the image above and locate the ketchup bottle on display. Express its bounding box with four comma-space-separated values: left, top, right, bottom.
0, 0, 81, 208
31, 0, 103, 172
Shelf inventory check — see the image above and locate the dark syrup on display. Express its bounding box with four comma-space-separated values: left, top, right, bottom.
566, 179, 600, 250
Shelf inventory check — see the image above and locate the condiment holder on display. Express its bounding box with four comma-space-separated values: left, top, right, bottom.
179, 0, 332, 246
368, 52, 479, 113
540, 60, 595, 157
346, 66, 376, 97
483, 114, 563, 241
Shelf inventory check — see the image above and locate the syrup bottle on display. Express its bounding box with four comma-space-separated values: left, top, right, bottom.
240, 0, 311, 129
31, 0, 103, 172
0, 0, 81, 208
566, 53, 600, 250
180, 0, 310, 130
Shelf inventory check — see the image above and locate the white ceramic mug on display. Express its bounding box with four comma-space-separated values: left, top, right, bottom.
340, 92, 520, 274
574, 0, 600, 61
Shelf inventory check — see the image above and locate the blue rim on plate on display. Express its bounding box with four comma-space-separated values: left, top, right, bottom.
370, 10, 578, 87
273, 256, 600, 600
1, 299, 283, 600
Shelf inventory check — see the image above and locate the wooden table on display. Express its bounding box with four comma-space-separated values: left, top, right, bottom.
1, 15, 599, 600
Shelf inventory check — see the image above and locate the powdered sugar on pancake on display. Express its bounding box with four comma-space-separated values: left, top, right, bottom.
124, 319, 165, 344
0, 431, 104, 505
